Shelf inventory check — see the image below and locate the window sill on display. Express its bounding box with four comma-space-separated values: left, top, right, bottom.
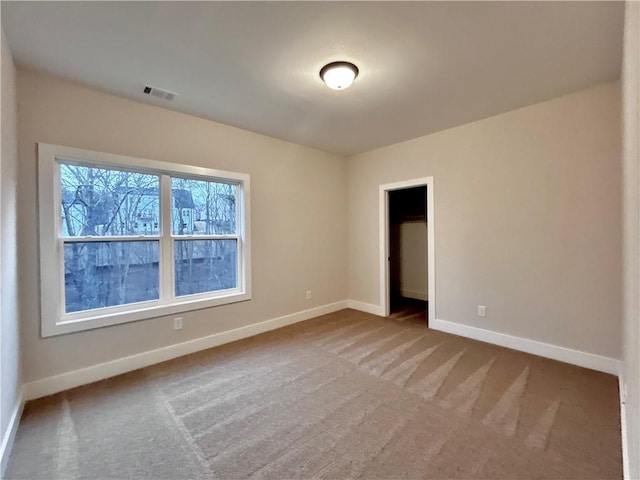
42, 291, 252, 337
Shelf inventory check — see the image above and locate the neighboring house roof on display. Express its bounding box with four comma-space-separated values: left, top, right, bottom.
172, 189, 195, 209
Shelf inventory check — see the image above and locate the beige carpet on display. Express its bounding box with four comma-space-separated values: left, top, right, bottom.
388, 298, 427, 325
7, 309, 622, 479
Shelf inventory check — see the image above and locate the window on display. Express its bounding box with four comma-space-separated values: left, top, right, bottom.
38, 143, 251, 337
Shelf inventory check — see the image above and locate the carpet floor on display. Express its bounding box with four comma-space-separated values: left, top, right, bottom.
7, 309, 622, 479
389, 297, 427, 325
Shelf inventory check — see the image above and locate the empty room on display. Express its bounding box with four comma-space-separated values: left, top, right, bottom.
1, 1, 639, 479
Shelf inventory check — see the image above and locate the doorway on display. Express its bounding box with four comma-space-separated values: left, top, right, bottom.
389, 185, 427, 321
379, 177, 435, 324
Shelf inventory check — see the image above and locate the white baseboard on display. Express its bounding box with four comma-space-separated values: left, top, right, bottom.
346, 299, 385, 316
1, 388, 24, 478
24, 300, 348, 401
619, 374, 630, 480
400, 290, 428, 301
431, 318, 620, 375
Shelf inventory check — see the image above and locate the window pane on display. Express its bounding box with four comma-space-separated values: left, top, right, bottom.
60, 163, 160, 236
64, 241, 159, 313
174, 239, 237, 296
171, 177, 236, 235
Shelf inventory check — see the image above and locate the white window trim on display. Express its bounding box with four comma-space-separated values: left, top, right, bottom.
38, 143, 252, 337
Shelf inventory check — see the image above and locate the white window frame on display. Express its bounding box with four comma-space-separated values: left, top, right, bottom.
38, 143, 252, 337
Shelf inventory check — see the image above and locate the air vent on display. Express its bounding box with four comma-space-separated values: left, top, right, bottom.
143, 85, 177, 101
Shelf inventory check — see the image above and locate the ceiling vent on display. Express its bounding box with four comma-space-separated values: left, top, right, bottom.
143, 85, 176, 101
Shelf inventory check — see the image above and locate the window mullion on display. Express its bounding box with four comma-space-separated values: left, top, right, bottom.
160, 175, 174, 302
61, 235, 161, 243
171, 234, 239, 240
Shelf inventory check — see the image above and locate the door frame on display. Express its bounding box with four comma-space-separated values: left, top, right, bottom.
379, 177, 435, 321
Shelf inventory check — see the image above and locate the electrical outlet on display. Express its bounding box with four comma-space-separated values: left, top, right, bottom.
477, 305, 486, 317
306, 290, 312, 300
174, 317, 183, 330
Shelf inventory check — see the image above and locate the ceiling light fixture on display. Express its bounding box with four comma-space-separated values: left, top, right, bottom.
320, 61, 359, 90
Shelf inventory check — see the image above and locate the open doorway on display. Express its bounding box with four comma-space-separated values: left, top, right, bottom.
379, 177, 435, 325
389, 186, 428, 322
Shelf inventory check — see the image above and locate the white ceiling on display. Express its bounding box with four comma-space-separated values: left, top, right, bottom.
2, 1, 624, 155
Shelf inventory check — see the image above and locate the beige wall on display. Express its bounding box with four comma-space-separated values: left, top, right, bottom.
17, 69, 347, 382
348, 82, 622, 359
622, 1, 639, 477
1, 28, 21, 463
400, 221, 428, 300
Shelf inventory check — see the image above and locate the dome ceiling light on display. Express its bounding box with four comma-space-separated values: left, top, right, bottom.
319, 61, 359, 90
